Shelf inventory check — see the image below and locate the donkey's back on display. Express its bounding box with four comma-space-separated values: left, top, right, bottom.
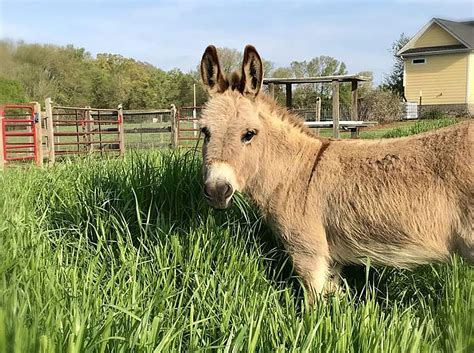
319, 121, 473, 267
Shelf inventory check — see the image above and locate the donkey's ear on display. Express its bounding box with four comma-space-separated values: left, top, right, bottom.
239, 45, 263, 98
200, 45, 228, 95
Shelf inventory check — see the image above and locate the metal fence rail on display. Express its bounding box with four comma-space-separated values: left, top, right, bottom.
177, 106, 202, 149
0, 103, 42, 167
44, 98, 124, 163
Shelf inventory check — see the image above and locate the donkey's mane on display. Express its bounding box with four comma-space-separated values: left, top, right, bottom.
257, 93, 319, 139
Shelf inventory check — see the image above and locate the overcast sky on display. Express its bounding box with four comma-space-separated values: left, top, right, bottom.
1, 0, 473, 83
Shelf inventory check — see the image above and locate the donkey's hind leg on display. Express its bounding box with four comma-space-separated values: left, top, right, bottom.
455, 228, 474, 264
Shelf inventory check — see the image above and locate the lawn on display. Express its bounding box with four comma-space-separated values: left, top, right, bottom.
0, 119, 472, 352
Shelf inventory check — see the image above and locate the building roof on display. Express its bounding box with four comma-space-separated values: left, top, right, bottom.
398, 18, 474, 56
401, 44, 466, 56
434, 18, 474, 49
263, 74, 369, 85
435, 18, 474, 48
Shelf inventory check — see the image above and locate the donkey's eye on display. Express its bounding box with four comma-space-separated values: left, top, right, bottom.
242, 130, 256, 144
201, 127, 210, 141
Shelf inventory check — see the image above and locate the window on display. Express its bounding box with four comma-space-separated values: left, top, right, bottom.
412, 58, 426, 65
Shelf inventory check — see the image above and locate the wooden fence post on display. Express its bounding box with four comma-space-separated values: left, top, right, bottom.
332, 80, 340, 139
0, 107, 4, 170
315, 97, 321, 137
117, 104, 125, 156
45, 97, 55, 164
170, 104, 178, 149
34, 102, 43, 166
84, 106, 93, 153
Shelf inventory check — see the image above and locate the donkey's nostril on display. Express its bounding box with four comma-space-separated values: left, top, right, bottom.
203, 181, 233, 202
223, 182, 233, 199
203, 184, 212, 199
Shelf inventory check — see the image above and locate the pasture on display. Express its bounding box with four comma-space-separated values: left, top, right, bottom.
0, 119, 472, 352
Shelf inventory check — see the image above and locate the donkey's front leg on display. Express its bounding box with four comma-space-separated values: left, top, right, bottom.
291, 252, 330, 305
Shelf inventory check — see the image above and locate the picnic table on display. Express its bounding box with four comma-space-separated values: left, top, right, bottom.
303, 120, 377, 138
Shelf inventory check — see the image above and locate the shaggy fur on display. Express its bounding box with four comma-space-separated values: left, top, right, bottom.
199, 45, 474, 301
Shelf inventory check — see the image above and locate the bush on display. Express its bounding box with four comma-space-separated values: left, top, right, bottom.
420, 108, 444, 120
359, 88, 403, 123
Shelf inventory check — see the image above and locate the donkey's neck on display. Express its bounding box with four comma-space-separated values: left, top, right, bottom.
244, 102, 325, 215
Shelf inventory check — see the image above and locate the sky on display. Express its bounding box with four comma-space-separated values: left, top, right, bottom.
0, 0, 473, 84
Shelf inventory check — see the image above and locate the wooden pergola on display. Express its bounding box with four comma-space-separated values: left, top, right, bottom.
263, 75, 370, 138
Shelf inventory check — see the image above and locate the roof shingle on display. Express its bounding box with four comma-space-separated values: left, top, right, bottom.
434, 18, 474, 48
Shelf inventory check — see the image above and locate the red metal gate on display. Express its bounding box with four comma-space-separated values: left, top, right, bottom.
0, 104, 41, 166
177, 106, 202, 148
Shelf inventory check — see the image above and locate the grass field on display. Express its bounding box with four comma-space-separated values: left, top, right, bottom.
0, 119, 472, 352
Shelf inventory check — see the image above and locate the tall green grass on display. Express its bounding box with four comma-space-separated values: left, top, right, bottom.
381, 118, 459, 138
0, 138, 472, 351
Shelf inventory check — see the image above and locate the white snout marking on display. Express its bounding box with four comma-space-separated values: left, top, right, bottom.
206, 162, 240, 192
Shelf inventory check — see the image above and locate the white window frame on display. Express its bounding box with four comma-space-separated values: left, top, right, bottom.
412, 58, 426, 65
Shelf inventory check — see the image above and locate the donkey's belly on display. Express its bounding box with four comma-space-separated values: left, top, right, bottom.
324, 216, 452, 268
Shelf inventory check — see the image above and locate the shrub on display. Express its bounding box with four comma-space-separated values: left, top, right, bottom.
420, 108, 444, 120
359, 88, 403, 123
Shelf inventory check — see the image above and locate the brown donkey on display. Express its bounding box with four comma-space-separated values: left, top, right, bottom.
199, 45, 473, 300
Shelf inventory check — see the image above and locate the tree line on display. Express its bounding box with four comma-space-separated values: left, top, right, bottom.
0, 38, 406, 111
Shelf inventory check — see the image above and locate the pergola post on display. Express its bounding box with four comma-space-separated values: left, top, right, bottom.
268, 83, 275, 98
351, 80, 359, 121
332, 80, 340, 138
285, 83, 292, 108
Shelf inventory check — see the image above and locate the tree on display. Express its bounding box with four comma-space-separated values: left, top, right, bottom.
383, 33, 410, 98
273, 56, 348, 108
215, 47, 274, 77
357, 71, 374, 98
0, 78, 26, 103
216, 47, 242, 73
267, 67, 292, 104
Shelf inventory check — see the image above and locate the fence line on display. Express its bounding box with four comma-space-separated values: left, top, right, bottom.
0, 96, 381, 168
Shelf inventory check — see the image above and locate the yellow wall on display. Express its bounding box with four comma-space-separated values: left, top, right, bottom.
404, 53, 468, 104
414, 23, 460, 47
469, 53, 474, 104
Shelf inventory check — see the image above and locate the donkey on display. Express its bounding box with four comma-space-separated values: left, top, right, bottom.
199, 45, 473, 301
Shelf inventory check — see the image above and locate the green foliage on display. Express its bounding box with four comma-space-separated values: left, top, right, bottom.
1, 40, 369, 112
0, 147, 472, 352
382, 33, 410, 97
382, 118, 458, 138
273, 56, 350, 108
0, 40, 204, 109
0, 77, 26, 103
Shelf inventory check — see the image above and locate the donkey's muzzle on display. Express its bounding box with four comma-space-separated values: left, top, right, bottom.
203, 181, 234, 209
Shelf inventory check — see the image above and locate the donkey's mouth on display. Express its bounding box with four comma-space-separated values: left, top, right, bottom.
203, 180, 234, 210
204, 196, 234, 210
